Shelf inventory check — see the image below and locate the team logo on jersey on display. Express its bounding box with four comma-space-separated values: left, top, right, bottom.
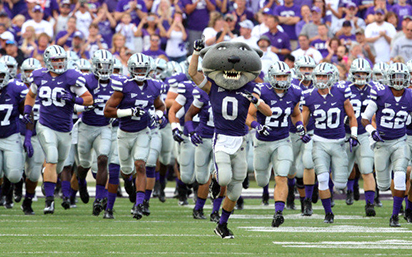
331, 102, 337, 106
314, 104, 320, 109
286, 101, 292, 104
131, 93, 138, 98
271, 100, 277, 105
385, 103, 391, 108
41, 80, 48, 85
94, 89, 100, 94
218, 87, 225, 92
402, 106, 407, 109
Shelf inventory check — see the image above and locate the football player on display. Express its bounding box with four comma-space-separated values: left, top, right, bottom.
104, 53, 165, 220
0, 55, 18, 79
23, 45, 93, 214
362, 63, 412, 227
301, 63, 358, 224
189, 40, 272, 239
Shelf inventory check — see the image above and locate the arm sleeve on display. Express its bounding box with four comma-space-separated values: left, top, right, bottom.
361, 101, 377, 120
193, 98, 204, 108
30, 83, 38, 94
175, 94, 187, 106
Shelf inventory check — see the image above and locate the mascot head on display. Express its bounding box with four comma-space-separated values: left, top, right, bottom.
200, 42, 263, 90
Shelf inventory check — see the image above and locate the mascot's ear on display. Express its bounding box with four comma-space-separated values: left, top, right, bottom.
254, 48, 263, 58
200, 47, 210, 58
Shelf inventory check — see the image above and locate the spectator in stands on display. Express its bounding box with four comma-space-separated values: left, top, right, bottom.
292, 34, 323, 63
114, 0, 148, 25
336, 63, 348, 80
73, 1, 94, 38
284, 54, 295, 69
385, 11, 399, 30
301, 6, 333, 42
339, 20, 357, 47
202, 11, 224, 46
252, 9, 271, 39
391, 21, 412, 61
55, 16, 79, 49
390, 0, 412, 30
314, 0, 331, 27
0, 31, 14, 50
310, 23, 330, 58
182, 0, 216, 55
274, 0, 301, 48
334, 2, 366, 36
11, 14, 24, 44
231, 0, 254, 30
257, 35, 279, 75
111, 33, 128, 58
83, 23, 108, 59
31, 32, 49, 59
392, 55, 406, 63
365, 8, 396, 62
165, 12, 187, 62
215, 13, 239, 43
93, 6, 117, 48
20, 25, 35, 57
69, 31, 90, 59
135, 13, 167, 52
143, 33, 168, 60
295, 5, 311, 37
232, 19, 258, 48
365, 0, 389, 24
349, 43, 373, 67
21, 5, 53, 38
1, 39, 24, 65
325, 37, 341, 63
354, 28, 376, 64
357, 0, 375, 20
392, 15, 412, 47
263, 15, 291, 60
116, 13, 138, 51
55, 0, 72, 36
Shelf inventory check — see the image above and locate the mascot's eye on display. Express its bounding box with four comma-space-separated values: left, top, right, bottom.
217, 46, 227, 50
239, 46, 247, 51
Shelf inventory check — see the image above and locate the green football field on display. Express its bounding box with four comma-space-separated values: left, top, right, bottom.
2, 191, 412, 256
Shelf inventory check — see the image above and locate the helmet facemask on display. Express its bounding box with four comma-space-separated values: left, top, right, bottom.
314, 74, 332, 89
390, 73, 408, 90
131, 66, 149, 82
50, 57, 67, 74
352, 72, 370, 86
269, 74, 291, 90
94, 62, 113, 80
0, 72, 9, 90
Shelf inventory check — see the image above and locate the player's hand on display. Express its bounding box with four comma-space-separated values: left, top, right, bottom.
131, 107, 145, 117
347, 135, 360, 152
193, 39, 205, 52
300, 133, 311, 143
172, 128, 184, 143
296, 123, 306, 137
150, 115, 157, 127
23, 131, 34, 158
189, 132, 203, 146
240, 90, 258, 104
22, 113, 33, 124
371, 130, 384, 142
256, 124, 271, 136
60, 91, 74, 102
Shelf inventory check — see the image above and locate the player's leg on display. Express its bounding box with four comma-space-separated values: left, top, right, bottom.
76, 122, 95, 204
144, 128, 161, 216
104, 126, 120, 219
345, 134, 357, 206
253, 138, 272, 188
302, 137, 316, 215
55, 128, 74, 210
3, 134, 24, 208
179, 136, 196, 185
158, 124, 174, 202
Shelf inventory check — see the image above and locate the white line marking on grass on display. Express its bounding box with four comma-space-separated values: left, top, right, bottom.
240, 226, 412, 233
272, 240, 412, 249
231, 214, 371, 220
0, 234, 215, 237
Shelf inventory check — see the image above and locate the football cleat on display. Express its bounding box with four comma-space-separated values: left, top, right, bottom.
242, 175, 249, 189
209, 177, 220, 200
92, 199, 104, 216
21, 198, 35, 215
400, 205, 405, 216
374, 197, 383, 207
272, 211, 284, 227
61, 197, 70, 210
286, 188, 296, 210
324, 212, 334, 223
103, 209, 115, 219
210, 211, 220, 223
193, 208, 206, 219
14, 179, 23, 203
404, 209, 412, 223
79, 184, 89, 204
124, 178, 136, 203
390, 215, 401, 227
330, 193, 335, 208
133, 204, 144, 220
159, 184, 166, 203
178, 185, 188, 206
262, 193, 269, 206
312, 186, 319, 203
346, 190, 354, 205
142, 200, 151, 216
353, 184, 360, 201
302, 198, 313, 216
117, 186, 123, 197
4, 190, 13, 209
365, 203, 376, 217
0, 196, 5, 206
214, 223, 234, 239
70, 196, 77, 208
44, 197, 55, 214
235, 197, 244, 211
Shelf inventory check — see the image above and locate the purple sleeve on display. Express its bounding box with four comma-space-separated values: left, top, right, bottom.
116, 0, 126, 12
365, 6, 375, 17
55, 31, 66, 45
138, 0, 147, 12
284, 33, 291, 50
273, 6, 281, 16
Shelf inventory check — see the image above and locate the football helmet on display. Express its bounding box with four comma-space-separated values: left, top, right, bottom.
312, 63, 335, 89
186, 55, 203, 72
128, 53, 151, 81
372, 62, 389, 85
387, 63, 410, 90
0, 62, 10, 90
0, 55, 18, 78
294, 56, 316, 82
406, 59, 412, 83
113, 58, 123, 75
76, 58, 92, 73
67, 50, 80, 62
267, 61, 292, 90
167, 61, 183, 76
92, 50, 114, 80
44, 45, 68, 74
20, 58, 41, 84
349, 58, 371, 86
154, 58, 168, 79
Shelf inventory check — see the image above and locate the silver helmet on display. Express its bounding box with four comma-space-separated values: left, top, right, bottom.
0, 62, 10, 90
113, 58, 123, 74
128, 53, 151, 81
154, 58, 168, 80
20, 58, 41, 84
387, 63, 410, 90
0, 55, 18, 78
76, 58, 92, 73
44, 45, 67, 74
372, 62, 389, 85
312, 63, 335, 89
294, 56, 316, 82
267, 61, 292, 90
406, 59, 412, 84
92, 50, 114, 80
349, 58, 372, 86
67, 50, 80, 62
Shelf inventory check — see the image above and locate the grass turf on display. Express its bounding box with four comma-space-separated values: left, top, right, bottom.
1, 195, 412, 256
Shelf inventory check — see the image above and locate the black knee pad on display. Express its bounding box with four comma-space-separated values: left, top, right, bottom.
296, 177, 304, 189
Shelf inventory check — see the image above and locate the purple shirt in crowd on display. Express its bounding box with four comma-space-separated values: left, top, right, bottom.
262, 30, 291, 61
273, 5, 301, 40
182, 0, 216, 31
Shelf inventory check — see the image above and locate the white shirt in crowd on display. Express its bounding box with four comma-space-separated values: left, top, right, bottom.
116, 23, 137, 51
260, 49, 280, 75
231, 35, 259, 49
166, 30, 188, 58
21, 19, 54, 38
291, 47, 323, 64
365, 21, 397, 63
75, 10, 93, 38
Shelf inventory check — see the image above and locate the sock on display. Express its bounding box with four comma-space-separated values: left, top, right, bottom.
288, 178, 295, 188
347, 179, 354, 191
392, 196, 403, 217
106, 192, 116, 210
70, 188, 77, 199
144, 190, 152, 201
95, 185, 105, 200
407, 199, 412, 210
135, 191, 145, 205
328, 178, 334, 192
78, 178, 87, 188
195, 197, 206, 211
300, 196, 305, 202
44, 182, 56, 198
219, 208, 231, 225
25, 192, 35, 199
155, 171, 160, 181
354, 177, 359, 188
263, 184, 269, 195
305, 185, 314, 200
159, 174, 166, 188
212, 196, 224, 213
61, 181, 71, 198
177, 178, 185, 187
275, 201, 285, 212
364, 191, 375, 205
321, 198, 332, 214
146, 166, 155, 178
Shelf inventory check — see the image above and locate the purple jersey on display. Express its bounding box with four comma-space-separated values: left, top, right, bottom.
208, 79, 257, 136
142, 49, 168, 60
82, 74, 122, 126
290, 78, 315, 132
115, 0, 147, 25
344, 81, 375, 135
30, 68, 87, 132
0, 79, 27, 138
20, 90, 40, 136
55, 30, 76, 48
256, 83, 301, 141
390, 4, 412, 29
371, 84, 412, 140
114, 78, 161, 133
176, 81, 199, 134
310, 38, 329, 58
193, 88, 214, 139
262, 30, 291, 61
273, 5, 301, 40
302, 83, 352, 139
339, 34, 356, 46
182, 0, 216, 31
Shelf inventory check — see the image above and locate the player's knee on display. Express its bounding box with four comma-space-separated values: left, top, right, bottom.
195, 171, 209, 185
134, 160, 145, 173
180, 172, 194, 184
394, 171, 406, 191
255, 172, 269, 187
317, 172, 329, 191
7, 171, 22, 184
334, 181, 347, 190
97, 155, 108, 166
296, 177, 304, 189
226, 181, 242, 201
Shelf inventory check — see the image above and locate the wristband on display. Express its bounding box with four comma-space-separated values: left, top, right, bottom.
351, 127, 358, 138
155, 109, 164, 119
198, 75, 208, 88
74, 97, 84, 105
254, 98, 264, 108
251, 121, 259, 129
365, 124, 375, 135
171, 122, 182, 131
193, 50, 201, 56
117, 109, 133, 118
295, 121, 303, 127
23, 105, 33, 115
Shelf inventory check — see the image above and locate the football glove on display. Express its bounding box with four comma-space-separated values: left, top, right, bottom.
240, 90, 258, 104
193, 39, 205, 52
131, 107, 145, 117
189, 132, 203, 146
371, 130, 384, 142
346, 135, 360, 152
172, 128, 184, 143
